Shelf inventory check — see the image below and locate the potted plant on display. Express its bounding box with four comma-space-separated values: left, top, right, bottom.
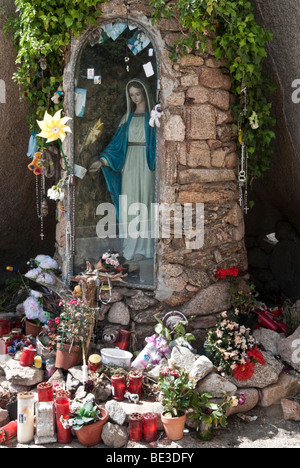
60, 394, 109, 447
22, 290, 49, 337
55, 299, 95, 370
156, 367, 195, 441
190, 391, 239, 441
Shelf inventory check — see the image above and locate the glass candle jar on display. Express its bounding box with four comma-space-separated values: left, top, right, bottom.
88, 354, 102, 372
56, 397, 72, 444
143, 412, 158, 442
11, 328, 23, 341
0, 335, 12, 358
20, 345, 36, 367
17, 392, 35, 444
56, 389, 71, 400
115, 329, 131, 350
0, 420, 18, 445
0, 319, 9, 337
37, 382, 54, 402
128, 413, 143, 441
128, 371, 143, 397
111, 374, 126, 401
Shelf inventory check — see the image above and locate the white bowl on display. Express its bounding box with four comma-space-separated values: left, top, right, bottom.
101, 348, 133, 368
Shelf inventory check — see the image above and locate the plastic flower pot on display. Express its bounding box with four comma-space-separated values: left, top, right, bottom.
25, 319, 42, 338
75, 408, 109, 447
161, 412, 186, 441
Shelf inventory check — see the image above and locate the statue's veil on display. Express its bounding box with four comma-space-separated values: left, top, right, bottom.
125, 78, 154, 119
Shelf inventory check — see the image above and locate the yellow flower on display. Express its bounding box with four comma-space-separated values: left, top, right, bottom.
37, 109, 72, 143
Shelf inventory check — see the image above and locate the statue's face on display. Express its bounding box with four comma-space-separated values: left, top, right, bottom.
128, 86, 145, 108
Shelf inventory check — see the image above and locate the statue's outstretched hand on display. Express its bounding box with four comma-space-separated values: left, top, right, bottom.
89, 160, 103, 173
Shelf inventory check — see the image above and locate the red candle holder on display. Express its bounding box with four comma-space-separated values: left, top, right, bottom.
88, 354, 102, 372
143, 412, 158, 442
111, 374, 126, 401
20, 345, 36, 367
0, 335, 12, 356
56, 389, 71, 399
128, 371, 143, 397
55, 397, 72, 444
37, 382, 54, 402
128, 413, 143, 441
0, 421, 18, 445
115, 329, 131, 350
0, 319, 9, 337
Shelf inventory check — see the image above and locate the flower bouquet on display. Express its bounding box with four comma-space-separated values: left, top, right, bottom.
216, 266, 259, 318
205, 310, 266, 381
95, 251, 125, 272
25, 254, 59, 286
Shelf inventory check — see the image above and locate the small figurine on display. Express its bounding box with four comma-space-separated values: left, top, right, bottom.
28, 151, 43, 175
51, 85, 64, 105
124, 391, 140, 404
149, 104, 163, 128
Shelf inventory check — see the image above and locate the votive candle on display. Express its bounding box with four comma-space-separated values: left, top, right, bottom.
37, 382, 54, 402
143, 412, 158, 442
128, 371, 143, 397
111, 374, 126, 401
128, 413, 143, 441
115, 329, 131, 350
0, 420, 18, 444
17, 392, 35, 444
56, 397, 72, 444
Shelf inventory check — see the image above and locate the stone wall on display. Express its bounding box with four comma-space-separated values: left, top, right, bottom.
58, 0, 247, 348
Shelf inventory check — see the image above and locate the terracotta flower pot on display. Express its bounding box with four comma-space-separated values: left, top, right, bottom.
25, 319, 42, 338
55, 343, 81, 370
161, 412, 186, 441
75, 408, 109, 447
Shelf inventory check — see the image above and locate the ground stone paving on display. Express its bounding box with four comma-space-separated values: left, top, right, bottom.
1, 405, 300, 449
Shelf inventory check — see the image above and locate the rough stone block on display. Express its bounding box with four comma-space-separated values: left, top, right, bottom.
190, 105, 217, 140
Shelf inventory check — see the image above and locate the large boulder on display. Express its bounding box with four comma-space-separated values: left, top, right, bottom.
278, 326, 300, 371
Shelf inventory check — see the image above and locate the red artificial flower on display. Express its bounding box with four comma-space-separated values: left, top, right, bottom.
216, 266, 239, 279
232, 359, 255, 381
247, 346, 266, 365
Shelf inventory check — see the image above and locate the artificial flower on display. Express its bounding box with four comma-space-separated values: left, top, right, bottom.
247, 346, 266, 365
37, 109, 72, 143
25, 267, 42, 280
85, 118, 104, 146
35, 254, 58, 270
216, 266, 239, 279
249, 111, 259, 130
47, 185, 64, 201
232, 359, 255, 381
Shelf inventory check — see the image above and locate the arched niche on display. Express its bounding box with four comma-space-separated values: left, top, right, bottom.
64, 18, 160, 288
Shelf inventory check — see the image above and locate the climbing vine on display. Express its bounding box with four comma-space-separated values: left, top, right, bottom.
150, 0, 276, 182
5, 0, 107, 131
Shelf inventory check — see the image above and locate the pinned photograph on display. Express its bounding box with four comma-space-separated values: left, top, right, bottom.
75, 88, 87, 118
127, 30, 151, 55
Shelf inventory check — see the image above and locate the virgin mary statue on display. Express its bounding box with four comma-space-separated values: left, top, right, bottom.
90, 78, 156, 261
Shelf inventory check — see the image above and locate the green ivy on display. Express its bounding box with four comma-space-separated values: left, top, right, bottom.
5, 0, 107, 131
150, 0, 276, 181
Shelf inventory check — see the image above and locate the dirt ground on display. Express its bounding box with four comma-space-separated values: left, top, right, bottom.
1, 403, 299, 449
